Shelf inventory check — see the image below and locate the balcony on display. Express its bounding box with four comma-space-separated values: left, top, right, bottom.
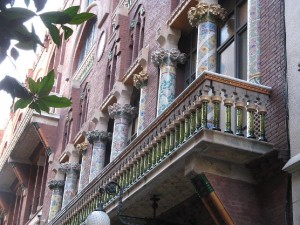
48, 71, 273, 225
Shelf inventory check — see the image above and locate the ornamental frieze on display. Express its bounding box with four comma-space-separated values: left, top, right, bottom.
133, 71, 148, 89
86, 130, 112, 144
48, 180, 65, 190
108, 103, 137, 120
151, 48, 186, 67
59, 163, 81, 174
188, 3, 227, 27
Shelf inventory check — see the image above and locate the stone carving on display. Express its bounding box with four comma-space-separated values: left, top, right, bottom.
48, 180, 65, 190
151, 48, 186, 67
86, 130, 112, 144
188, 3, 227, 27
59, 163, 81, 173
133, 71, 148, 89
76, 141, 88, 152
108, 103, 137, 120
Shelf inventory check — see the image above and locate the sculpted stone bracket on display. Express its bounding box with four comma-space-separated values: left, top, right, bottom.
188, 3, 227, 27
86, 130, 112, 144
59, 163, 81, 174
133, 71, 148, 89
48, 180, 65, 190
108, 103, 137, 120
151, 48, 187, 67
76, 141, 89, 153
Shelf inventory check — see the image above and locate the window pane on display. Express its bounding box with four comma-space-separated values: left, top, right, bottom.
220, 41, 235, 77
238, 0, 248, 27
238, 30, 247, 80
220, 15, 235, 45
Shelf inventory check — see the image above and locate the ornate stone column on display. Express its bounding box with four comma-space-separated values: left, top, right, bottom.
60, 163, 81, 208
48, 180, 65, 220
188, 2, 227, 75
76, 141, 88, 192
133, 71, 148, 135
151, 48, 186, 115
108, 103, 137, 161
248, 0, 261, 83
86, 130, 112, 181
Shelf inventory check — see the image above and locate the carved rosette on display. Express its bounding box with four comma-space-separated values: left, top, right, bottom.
133, 71, 148, 89
59, 163, 81, 174
48, 180, 65, 190
151, 48, 186, 67
76, 141, 88, 153
86, 130, 112, 144
108, 103, 137, 120
188, 3, 227, 27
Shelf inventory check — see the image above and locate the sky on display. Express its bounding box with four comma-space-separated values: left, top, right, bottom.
0, 0, 62, 129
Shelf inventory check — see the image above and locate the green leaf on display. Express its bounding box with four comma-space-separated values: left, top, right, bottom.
62, 25, 73, 40
29, 101, 41, 114
63, 6, 80, 18
35, 99, 50, 113
36, 69, 55, 97
24, 0, 30, 7
40, 11, 72, 24
10, 47, 19, 60
45, 23, 60, 46
0, 7, 36, 23
14, 98, 32, 111
40, 95, 72, 108
33, 0, 47, 12
68, 12, 95, 25
28, 78, 38, 94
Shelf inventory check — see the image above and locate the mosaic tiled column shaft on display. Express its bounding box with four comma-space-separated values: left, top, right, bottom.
188, 3, 227, 76
86, 130, 112, 181
248, 0, 261, 84
108, 103, 137, 161
60, 163, 80, 208
151, 48, 186, 115
77, 141, 88, 192
133, 71, 148, 135
48, 180, 65, 220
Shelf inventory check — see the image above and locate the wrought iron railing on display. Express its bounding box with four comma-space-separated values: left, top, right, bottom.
48, 71, 271, 224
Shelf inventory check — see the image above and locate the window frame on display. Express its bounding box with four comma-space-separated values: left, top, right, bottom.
217, 0, 248, 80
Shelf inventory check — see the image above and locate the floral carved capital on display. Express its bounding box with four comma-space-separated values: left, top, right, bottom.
86, 130, 112, 144
133, 71, 148, 89
59, 163, 81, 174
188, 3, 227, 27
151, 48, 186, 67
108, 103, 137, 120
48, 180, 65, 190
76, 141, 89, 152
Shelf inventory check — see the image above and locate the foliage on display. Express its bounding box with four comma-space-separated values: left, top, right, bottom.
0, 0, 96, 114
13, 69, 72, 114
0, 0, 95, 63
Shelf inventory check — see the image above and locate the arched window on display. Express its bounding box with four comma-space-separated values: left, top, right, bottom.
103, 46, 117, 98
79, 83, 90, 127
128, 5, 145, 67
76, 20, 97, 70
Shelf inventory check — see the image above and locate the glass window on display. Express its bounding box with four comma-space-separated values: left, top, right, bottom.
77, 22, 97, 69
218, 0, 247, 79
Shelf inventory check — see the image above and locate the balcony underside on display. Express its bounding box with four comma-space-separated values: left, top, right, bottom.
106, 129, 273, 221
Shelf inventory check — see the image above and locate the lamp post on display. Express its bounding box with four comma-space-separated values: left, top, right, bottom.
87, 181, 187, 225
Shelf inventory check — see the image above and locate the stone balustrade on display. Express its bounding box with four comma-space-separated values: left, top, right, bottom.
48, 71, 271, 225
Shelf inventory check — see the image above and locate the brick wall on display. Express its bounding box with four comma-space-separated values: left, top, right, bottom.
260, 0, 289, 152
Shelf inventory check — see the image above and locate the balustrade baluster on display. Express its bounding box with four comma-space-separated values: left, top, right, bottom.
178, 115, 185, 144
200, 95, 210, 128
183, 107, 191, 141
224, 98, 234, 134
212, 96, 222, 131
235, 100, 245, 136
189, 104, 196, 135
246, 102, 256, 139
169, 123, 175, 152
258, 104, 267, 141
